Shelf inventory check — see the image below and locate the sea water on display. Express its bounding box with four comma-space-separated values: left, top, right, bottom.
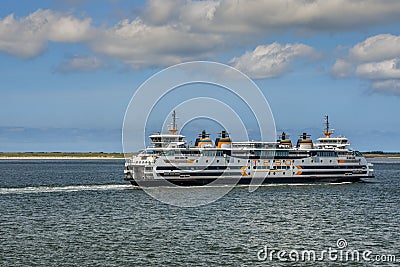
0, 159, 399, 266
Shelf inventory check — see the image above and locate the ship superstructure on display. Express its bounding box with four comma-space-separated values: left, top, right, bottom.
124, 113, 374, 186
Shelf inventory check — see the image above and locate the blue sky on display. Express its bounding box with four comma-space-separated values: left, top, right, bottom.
1, 0, 400, 152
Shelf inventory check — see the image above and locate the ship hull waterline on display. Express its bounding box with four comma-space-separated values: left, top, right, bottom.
125, 175, 374, 187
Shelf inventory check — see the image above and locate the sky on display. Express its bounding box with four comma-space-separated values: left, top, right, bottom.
1, 0, 400, 152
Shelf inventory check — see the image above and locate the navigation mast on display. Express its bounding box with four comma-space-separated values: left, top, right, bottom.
168, 110, 178, 135
323, 115, 334, 138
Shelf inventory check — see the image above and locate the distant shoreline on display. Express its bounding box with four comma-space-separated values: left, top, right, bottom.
0, 152, 125, 160
0, 157, 124, 160
363, 153, 400, 158
0, 152, 399, 159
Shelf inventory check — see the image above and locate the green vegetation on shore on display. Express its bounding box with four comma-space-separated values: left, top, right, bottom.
362, 152, 400, 158
0, 152, 125, 158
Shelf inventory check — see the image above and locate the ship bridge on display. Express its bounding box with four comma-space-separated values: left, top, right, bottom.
315, 115, 350, 149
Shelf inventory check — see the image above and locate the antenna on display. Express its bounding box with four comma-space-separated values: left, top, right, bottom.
323, 115, 334, 137
279, 131, 290, 140
218, 130, 229, 138
168, 110, 178, 135
198, 130, 210, 138
325, 115, 329, 133
299, 132, 311, 140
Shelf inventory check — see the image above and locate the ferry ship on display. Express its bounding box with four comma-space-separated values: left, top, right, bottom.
124, 112, 374, 187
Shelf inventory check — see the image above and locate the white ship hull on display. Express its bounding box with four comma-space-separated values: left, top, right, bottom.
124, 151, 374, 187
124, 114, 374, 187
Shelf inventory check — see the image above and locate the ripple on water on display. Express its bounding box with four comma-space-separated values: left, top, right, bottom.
0, 160, 399, 266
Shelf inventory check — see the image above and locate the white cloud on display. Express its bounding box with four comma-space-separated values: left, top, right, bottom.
142, 0, 186, 25
170, 0, 400, 34
0, 9, 91, 58
330, 59, 355, 79
55, 55, 105, 73
89, 18, 225, 68
371, 80, 400, 95
332, 34, 400, 95
349, 34, 400, 62
356, 58, 400, 80
229, 43, 315, 79
2, 2, 400, 71
0, 8, 227, 67
0, 14, 46, 58
44, 11, 92, 42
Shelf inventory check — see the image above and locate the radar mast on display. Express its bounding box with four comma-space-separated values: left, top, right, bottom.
323, 115, 334, 138
168, 110, 178, 135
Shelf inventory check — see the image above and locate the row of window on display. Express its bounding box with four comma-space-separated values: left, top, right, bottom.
160, 150, 362, 158
314, 151, 337, 157
253, 165, 290, 170
202, 150, 226, 156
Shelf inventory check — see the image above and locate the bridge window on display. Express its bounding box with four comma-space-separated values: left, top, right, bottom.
166, 150, 175, 156
203, 151, 216, 156
316, 151, 337, 157
216, 150, 223, 156
275, 150, 289, 157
